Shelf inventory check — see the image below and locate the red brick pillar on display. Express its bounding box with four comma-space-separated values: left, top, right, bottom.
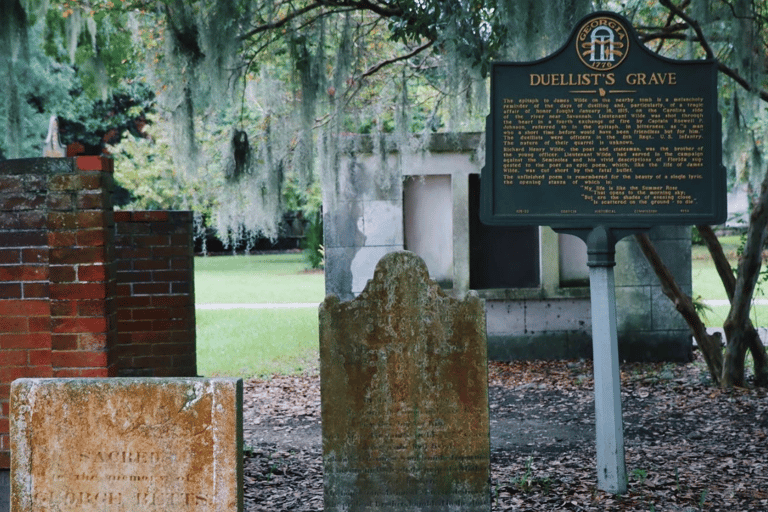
0, 162, 53, 469
48, 157, 117, 378
0, 157, 118, 469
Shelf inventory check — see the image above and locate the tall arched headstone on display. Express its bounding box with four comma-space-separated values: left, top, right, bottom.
320, 251, 490, 511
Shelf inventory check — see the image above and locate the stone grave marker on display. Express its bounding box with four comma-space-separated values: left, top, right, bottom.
42, 115, 66, 158
10, 378, 243, 512
320, 251, 490, 511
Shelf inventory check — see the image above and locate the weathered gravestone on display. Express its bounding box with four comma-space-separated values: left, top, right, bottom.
320, 251, 490, 511
10, 378, 243, 512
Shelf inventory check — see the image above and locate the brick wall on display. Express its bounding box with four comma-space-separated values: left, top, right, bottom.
0, 157, 196, 469
0, 164, 52, 469
114, 211, 196, 377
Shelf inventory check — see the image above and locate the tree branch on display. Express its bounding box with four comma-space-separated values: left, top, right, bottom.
697, 225, 737, 300
634, 233, 723, 384
658, 0, 715, 59
239, 0, 403, 41
317, 0, 402, 18
697, 223, 768, 386
726, 178, 768, 335
717, 62, 768, 103
640, 32, 695, 43
239, 3, 326, 41
721, 171, 768, 387
656, 0, 690, 52
655, 1, 768, 102
360, 40, 434, 79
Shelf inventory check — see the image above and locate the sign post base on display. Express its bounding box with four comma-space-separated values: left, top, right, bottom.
587, 226, 627, 494
588, 260, 626, 493
557, 226, 644, 494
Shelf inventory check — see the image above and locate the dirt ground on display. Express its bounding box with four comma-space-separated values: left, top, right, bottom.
241, 352, 768, 511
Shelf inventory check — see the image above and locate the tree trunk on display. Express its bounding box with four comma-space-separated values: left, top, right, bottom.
696, 225, 735, 297
634, 233, 722, 385
721, 168, 768, 387
697, 225, 768, 387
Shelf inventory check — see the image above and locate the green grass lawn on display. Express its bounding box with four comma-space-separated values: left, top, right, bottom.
195, 253, 325, 304
195, 252, 324, 378
692, 235, 768, 327
196, 308, 319, 378
691, 234, 742, 301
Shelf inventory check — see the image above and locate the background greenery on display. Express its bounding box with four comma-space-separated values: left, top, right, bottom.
197, 308, 320, 378
5, 1, 764, 379
7, 1, 763, 256
195, 246, 764, 378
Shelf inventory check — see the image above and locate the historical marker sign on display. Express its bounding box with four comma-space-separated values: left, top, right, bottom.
481, 11, 725, 228
480, 11, 725, 494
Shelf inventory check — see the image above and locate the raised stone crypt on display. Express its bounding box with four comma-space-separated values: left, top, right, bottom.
323, 133, 692, 362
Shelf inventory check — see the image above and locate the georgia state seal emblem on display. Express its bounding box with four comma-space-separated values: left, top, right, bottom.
576, 16, 629, 71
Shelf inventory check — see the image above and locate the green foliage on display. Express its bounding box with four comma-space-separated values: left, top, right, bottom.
7, 0, 768, 273
630, 468, 648, 485
0, 1, 153, 159
388, 0, 505, 77
41, 2, 141, 99
691, 227, 704, 246
508, 457, 552, 494
0, 22, 76, 157
302, 211, 324, 270
109, 122, 181, 211
109, 111, 222, 235
282, 177, 321, 217
59, 81, 154, 148
511, 457, 534, 491
692, 295, 713, 322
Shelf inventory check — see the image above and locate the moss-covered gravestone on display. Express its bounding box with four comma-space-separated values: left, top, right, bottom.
320, 251, 490, 511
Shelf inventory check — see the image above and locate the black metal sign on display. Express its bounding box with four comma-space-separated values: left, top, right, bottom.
480, 11, 725, 228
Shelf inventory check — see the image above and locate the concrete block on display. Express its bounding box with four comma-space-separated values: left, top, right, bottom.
350, 246, 402, 295
485, 300, 526, 335
324, 247, 357, 301
324, 201, 365, 249
363, 200, 403, 246
615, 286, 653, 332
525, 299, 592, 332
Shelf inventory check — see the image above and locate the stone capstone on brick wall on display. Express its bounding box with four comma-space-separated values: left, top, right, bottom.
319, 251, 490, 511
10, 378, 243, 512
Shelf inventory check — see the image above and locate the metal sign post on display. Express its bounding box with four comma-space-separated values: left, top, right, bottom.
560, 226, 637, 493
590, 257, 626, 493
583, 226, 634, 493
